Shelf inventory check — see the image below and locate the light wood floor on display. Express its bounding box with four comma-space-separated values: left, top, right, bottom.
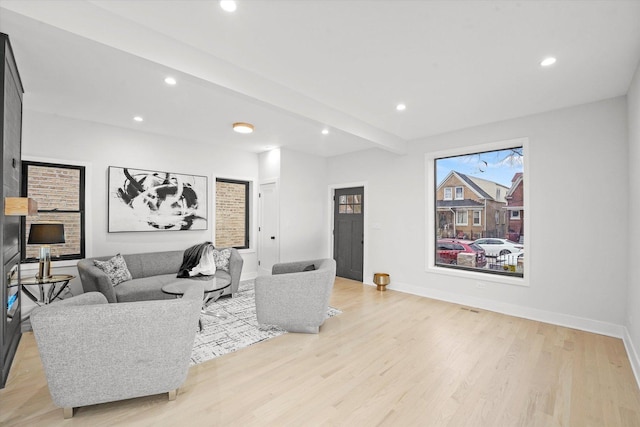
2, 277, 640, 426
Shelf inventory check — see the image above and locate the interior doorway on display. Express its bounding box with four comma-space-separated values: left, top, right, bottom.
258, 182, 279, 275
333, 187, 364, 281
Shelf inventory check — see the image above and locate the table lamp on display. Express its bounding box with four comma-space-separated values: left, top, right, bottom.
28, 223, 65, 281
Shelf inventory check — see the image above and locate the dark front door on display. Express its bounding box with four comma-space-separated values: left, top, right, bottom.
333, 187, 364, 281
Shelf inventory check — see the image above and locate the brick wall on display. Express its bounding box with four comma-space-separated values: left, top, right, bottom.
215, 180, 247, 248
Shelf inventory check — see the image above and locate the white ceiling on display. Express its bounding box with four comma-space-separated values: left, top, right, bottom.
1, 0, 639, 157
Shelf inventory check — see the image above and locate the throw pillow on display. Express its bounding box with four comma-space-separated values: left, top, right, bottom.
303, 264, 316, 271
212, 248, 232, 272
94, 254, 132, 286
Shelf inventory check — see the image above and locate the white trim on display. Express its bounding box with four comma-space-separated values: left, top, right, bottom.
473, 210, 481, 226
455, 209, 468, 226
391, 279, 624, 338
623, 327, 640, 390
425, 137, 530, 286
443, 187, 452, 200
454, 186, 464, 200
257, 179, 280, 276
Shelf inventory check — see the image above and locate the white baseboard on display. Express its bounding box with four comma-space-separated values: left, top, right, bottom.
623, 328, 640, 389
384, 280, 625, 339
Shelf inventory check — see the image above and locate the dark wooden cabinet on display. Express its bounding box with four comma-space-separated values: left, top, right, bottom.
1, 33, 24, 389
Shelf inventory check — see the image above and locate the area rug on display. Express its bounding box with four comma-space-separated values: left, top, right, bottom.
190, 280, 341, 365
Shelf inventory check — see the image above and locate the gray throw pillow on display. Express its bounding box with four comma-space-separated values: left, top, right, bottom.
94, 254, 132, 286
212, 248, 232, 272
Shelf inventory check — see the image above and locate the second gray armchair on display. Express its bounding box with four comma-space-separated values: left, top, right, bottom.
254, 258, 336, 333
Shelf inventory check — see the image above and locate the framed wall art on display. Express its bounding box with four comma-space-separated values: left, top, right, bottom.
108, 166, 208, 232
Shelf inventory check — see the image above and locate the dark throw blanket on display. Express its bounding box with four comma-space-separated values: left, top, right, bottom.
177, 241, 214, 278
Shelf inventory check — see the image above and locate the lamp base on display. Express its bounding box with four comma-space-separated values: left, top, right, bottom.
36, 247, 52, 282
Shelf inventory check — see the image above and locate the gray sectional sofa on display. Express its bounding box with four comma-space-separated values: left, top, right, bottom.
77, 248, 243, 303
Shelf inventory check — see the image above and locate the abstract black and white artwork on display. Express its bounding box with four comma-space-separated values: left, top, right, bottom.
108, 166, 207, 232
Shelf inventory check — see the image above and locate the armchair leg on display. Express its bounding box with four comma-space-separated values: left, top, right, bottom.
168, 389, 178, 401
63, 407, 74, 419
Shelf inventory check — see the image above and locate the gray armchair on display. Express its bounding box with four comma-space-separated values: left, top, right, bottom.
30, 284, 203, 418
254, 258, 336, 333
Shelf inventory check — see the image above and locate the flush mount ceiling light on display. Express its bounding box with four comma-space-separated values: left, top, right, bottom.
396, 103, 406, 111
220, 1, 237, 12
164, 76, 177, 85
233, 122, 254, 134
322, 128, 329, 135
133, 116, 144, 122
540, 57, 557, 67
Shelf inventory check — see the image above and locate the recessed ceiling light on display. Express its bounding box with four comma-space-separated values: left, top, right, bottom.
164, 77, 177, 85
540, 57, 557, 67
133, 116, 144, 122
220, 1, 237, 12
233, 122, 254, 134
396, 103, 406, 111
322, 129, 329, 135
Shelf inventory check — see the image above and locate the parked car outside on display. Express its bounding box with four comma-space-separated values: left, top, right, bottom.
473, 238, 523, 257
437, 239, 487, 267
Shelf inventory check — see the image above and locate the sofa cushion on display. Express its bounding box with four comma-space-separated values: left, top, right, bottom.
93, 254, 132, 286
115, 274, 178, 302
115, 270, 233, 302
123, 251, 183, 279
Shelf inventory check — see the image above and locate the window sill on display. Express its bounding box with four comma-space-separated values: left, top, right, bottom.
427, 264, 528, 287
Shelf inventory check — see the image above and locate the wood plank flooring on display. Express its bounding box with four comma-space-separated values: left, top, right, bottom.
1, 277, 640, 426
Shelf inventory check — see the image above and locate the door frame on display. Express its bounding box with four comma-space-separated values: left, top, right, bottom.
258, 179, 280, 276
327, 181, 369, 284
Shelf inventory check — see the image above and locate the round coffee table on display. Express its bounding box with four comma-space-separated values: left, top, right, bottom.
162, 277, 231, 331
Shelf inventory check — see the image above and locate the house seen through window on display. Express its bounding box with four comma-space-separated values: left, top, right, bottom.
435, 147, 524, 277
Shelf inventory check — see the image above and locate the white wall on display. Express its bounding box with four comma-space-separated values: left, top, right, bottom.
626, 61, 640, 379
279, 149, 329, 261
328, 97, 629, 335
20, 110, 260, 294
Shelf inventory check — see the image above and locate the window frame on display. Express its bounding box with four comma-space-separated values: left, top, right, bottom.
215, 177, 250, 250
425, 137, 529, 287
473, 210, 482, 226
454, 186, 464, 200
443, 187, 452, 200
20, 160, 86, 262
510, 210, 521, 220
455, 210, 468, 225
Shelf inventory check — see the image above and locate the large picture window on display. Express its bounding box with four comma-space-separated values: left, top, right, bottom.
21, 161, 86, 261
215, 178, 250, 249
435, 146, 524, 277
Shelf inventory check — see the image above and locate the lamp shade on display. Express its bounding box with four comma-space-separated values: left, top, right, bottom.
28, 223, 65, 244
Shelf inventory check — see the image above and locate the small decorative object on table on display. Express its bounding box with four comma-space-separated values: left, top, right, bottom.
373, 272, 390, 291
